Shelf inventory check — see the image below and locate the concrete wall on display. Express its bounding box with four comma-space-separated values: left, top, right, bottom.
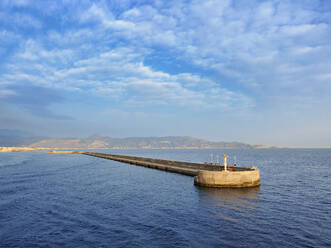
194, 169, 260, 188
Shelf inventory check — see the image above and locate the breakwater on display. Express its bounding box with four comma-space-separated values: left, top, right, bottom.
83, 152, 202, 176
82, 152, 260, 188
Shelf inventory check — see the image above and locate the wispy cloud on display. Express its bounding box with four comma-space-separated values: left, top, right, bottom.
2, 35, 252, 110
0, 11, 42, 29
0, 0, 330, 146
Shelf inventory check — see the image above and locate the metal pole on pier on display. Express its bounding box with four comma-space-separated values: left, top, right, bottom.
224, 154, 228, 171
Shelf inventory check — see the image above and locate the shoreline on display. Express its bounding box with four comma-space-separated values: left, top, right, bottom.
0, 146, 288, 152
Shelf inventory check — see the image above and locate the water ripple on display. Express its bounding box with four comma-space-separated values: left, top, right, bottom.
0, 149, 330, 247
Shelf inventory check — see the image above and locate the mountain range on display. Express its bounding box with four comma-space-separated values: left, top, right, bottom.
0, 130, 274, 149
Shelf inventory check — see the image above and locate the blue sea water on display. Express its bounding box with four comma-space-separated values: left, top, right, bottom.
0, 149, 330, 248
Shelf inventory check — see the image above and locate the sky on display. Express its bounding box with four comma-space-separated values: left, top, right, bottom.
0, 0, 331, 147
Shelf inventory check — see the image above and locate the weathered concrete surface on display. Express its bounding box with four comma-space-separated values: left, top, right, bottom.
83, 152, 260, 188
194, 169, 260, 188
83, 152, 199, 176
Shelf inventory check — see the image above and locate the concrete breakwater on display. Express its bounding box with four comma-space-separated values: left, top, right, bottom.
82, 152, 201, 176
82, 152, 260, 188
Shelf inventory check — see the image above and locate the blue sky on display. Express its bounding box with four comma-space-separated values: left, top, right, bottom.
1, 0, 331, 147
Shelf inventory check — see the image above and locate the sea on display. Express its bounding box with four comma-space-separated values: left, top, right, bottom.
0, 149, 330, 248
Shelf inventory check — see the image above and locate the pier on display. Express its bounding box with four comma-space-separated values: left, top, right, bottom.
82, 152, 260, 188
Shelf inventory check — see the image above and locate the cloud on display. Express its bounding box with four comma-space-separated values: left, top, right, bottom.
0, 0, 331, 145
3, 0, 330, 112
0, 30, 21, 47
3, 84, 70, 119
2, 35, 252, 111
81, 3, 135, 30
0, 89, 15, 98
0, 0, 30, 7
0, 11, 42, 29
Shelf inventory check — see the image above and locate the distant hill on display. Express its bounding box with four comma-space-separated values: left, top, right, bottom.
0, 130, 276, 149
27, 134, 260, 149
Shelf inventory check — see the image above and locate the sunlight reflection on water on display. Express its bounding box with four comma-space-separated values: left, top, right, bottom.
197, 187, 260, 222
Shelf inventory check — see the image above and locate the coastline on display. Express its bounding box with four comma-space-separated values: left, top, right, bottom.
0, 146, 287, 152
